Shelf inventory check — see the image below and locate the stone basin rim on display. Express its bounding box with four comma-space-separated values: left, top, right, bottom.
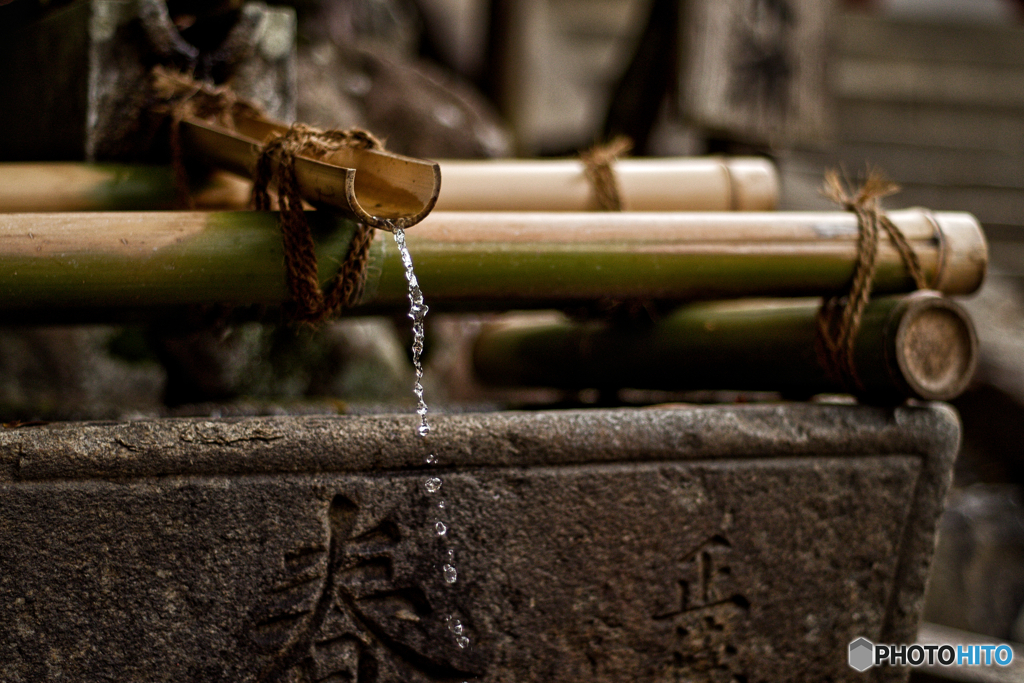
1, 403, 960, 482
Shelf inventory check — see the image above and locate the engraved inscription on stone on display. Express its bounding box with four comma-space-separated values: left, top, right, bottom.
655, 534, 750, 681
250, 493, 480, 682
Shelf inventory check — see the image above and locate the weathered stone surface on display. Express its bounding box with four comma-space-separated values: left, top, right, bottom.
0, 0, 296, 162
0, 403, 958, 682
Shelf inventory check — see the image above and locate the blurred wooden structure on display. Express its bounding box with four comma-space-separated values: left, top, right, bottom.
490, 0, 834, 154
679, 0, 833, 146
491, 0, 651, 154
789, 11, 1024, 242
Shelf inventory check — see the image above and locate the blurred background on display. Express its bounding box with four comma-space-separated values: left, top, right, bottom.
2, 0, 1024, 673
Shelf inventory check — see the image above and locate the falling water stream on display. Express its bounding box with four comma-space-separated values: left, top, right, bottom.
391, 224, 470, 652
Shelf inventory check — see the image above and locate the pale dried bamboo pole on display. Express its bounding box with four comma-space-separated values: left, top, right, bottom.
0, 156, 776, 214
433, 157, 779, 211
0, 163, 252, 212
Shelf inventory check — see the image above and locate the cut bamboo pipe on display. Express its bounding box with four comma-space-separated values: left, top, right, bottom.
433, 157, 779, 211
0, 209, 986, 322
471, 291, 979, 403
179, 114, 440, 230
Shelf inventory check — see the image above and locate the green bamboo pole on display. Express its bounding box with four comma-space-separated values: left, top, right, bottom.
0, 163, 252, 212
362, 209, 986, 308
0, 209, 986, 322
0, 211, 354, 319
471, 292, 978, 402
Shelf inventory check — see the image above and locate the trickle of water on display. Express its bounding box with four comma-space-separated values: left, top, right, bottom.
390, 222, 470, 650
392, 226, 431, 439
446, 616, 471, 650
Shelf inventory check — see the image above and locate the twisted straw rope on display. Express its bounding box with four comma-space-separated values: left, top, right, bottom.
150, 67, 384, 323
816, 169, 929, 391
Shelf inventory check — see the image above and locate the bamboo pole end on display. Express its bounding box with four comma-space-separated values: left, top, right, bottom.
930, 211, 988, 296
891, 292, 979, 402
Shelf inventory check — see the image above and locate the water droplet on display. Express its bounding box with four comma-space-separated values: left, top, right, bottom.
443, 564, 457, 584
438, 500, 446, 510
447, 549, 454, 559
446, 617, 469, 647
435, 521, 448, 536
425, 453, 437, 465
417, 422, 431, 438
425, 477, 442, 494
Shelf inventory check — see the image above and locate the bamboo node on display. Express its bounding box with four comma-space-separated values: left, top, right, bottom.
816, 168, 929, 394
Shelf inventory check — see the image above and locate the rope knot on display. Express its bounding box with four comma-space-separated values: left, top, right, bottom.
150, 65, 265, 208
251, 124, 386, 324
149, 66, 386, 325
816, 169, 928, 393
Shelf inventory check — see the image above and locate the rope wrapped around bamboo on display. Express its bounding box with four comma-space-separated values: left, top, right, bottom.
250, 125, 385, 323
149, 66, 387, 324
816, 170, 932, 392
579, 136, 633, 211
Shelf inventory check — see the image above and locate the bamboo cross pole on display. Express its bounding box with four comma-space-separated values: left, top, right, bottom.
0, 164, 252, 212
0, 209, 985, 322
0, 156, 777, 214
432, 157, 779, 211
471, 291, 979, 403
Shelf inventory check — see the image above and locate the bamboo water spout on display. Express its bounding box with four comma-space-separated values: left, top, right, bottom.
471, 292, 979, 403
0, 209, 986, 322
179, 114, 440, 230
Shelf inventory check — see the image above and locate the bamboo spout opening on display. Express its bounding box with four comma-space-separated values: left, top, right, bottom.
319, 146, 440, 225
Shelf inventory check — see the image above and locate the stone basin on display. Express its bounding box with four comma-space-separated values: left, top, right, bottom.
0, 403, 958, 682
